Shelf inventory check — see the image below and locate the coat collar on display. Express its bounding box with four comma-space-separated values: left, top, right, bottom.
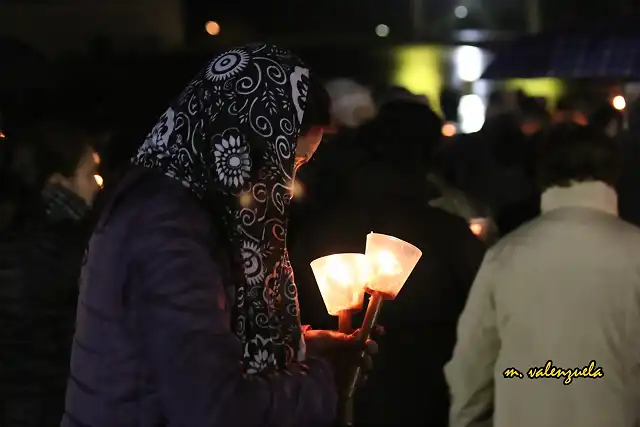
541, 181, 618, 216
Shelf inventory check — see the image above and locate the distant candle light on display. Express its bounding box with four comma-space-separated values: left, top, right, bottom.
442, 123, 456, 137
612, 95, 626, 110
205, 21, 221, 36
94, 174, 104, 188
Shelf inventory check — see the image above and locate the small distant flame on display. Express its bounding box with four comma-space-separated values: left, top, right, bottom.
93, 152, 101, 166
94, 174, 104, 188
0, 131, 6, 139
612, 95, 626, 111
442, 123, 456, 137
469, 222, 483, 236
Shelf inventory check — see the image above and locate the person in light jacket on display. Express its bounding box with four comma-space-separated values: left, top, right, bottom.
445, 123, 640, 427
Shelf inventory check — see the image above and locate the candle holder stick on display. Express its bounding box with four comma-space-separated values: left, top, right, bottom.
337, 309, 354, 427
310, 253, 371, 427
345, 290, 384, 403
338, 310, 353, 334
342, 233, 422, 424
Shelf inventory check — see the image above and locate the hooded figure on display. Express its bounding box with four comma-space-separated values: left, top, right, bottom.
133, 44, 309, 372
63, 44, 341, 427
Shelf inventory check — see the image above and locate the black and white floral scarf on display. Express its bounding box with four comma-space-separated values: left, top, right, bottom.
132, 43, 311, 373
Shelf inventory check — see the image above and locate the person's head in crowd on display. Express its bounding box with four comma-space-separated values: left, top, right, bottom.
519, 98, 550, 137
553, 96, 588, 125
355, 86, 443, 172
325, 78, 376, 130
590, 102, 624, 138
0, 121, 100, 227
485, 90, 505, 118
381, 86, 431, 106
486, 90, 519, 119
536, 123, 620, 192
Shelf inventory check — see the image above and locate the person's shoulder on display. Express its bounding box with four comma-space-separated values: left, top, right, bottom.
97, 169, 208, 236
482, 216, 542, 262
608, 215, 640, 241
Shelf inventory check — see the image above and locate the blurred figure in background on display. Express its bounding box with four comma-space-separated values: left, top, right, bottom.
289, 78, 376, 242
553, 96, 588, 125
492, 97, 549, 235
325, 78, 377, 131
441, 91, 544, 238
590, 101, 624, 138
0, 121, 99, 426
447, 124, 640, 427
618, 97, 640, 226
291, 91, 486, 425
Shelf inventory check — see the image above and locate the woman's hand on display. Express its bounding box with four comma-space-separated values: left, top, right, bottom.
304, 329, 378, 389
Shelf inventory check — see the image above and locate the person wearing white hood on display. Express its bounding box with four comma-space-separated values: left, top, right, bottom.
325, 78, 377, 130
446, 123, 640, 427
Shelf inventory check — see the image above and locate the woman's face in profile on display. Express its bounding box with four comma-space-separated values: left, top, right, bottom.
294, 126, 324, 170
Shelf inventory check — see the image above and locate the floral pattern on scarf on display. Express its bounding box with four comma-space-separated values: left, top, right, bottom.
132, 43, 310, 373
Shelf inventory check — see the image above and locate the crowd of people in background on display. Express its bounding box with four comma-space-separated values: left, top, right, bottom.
2, 42, 640, 426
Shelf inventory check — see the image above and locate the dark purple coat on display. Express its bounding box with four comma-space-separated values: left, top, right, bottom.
63, 170, 337, 427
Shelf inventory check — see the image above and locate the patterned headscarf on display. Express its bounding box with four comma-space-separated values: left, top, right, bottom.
132, 44, 311, 373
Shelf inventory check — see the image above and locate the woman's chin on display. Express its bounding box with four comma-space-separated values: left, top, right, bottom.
294, 156, 307, 170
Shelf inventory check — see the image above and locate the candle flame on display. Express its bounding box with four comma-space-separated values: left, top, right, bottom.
325, 257, 354, 287
365, 233, 422, 299
94, 174, 104, 188
310, 253, 369, 315
376, 250, 402, 275
470, 222, 483, 236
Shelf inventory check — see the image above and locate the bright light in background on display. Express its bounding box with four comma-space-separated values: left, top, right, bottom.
392, 46, 443, 116
0, 131, 5, 138
454, 45, 484, 82
458, 94, 485, 133
94, 174, 104, 189
442, 123, 457, 137
205, 21, 221, 36
454, 6, 468, 19
375, 24, 390, 37
612, 95, 626, 110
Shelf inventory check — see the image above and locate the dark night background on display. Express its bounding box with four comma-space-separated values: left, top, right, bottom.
1, 0, 639, 143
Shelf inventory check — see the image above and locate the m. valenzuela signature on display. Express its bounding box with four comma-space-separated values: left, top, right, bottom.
502, 360, 604, 385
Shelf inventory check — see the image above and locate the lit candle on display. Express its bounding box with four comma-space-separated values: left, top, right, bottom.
310, 253, 370, 317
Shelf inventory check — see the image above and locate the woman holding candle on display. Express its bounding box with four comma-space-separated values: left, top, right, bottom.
63, 43, 371, 427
